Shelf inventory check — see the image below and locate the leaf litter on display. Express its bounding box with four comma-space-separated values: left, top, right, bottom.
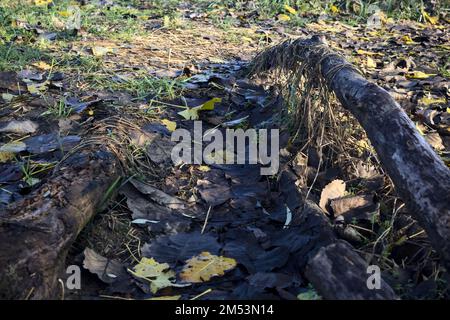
0, 0, 449, 300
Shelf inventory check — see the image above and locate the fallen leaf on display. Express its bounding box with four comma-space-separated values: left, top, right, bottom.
34, 0, 52, 6
247, 272, 293, 289
141, 232, 221, 266
0, 141, 27, 153
1, 93, 14, 102
421, 9, 439, 25
197, 165, 210, 172
284, 4, 297, 14
277, 14, 291, 22
128, 257, 177, 294
130, 179, 186, 210
178, 98, 221, 120
319, 179, 346, 213
366, 56, 377, 69
425, 132, 445, 151
356, 49, 384, 56
83, 248, 125, 284
197, 178, 232, 206
401, 35, 416, 45
330, 194, 377, 220
26, 81, 48, 95
406, 71, 436, 79
298, 289, 321, 300
200, 97, 221, 110
0, 151, 15, 163
24, 134, 80, 154
180, 251, 237, 283
418, 97, 446, 106
0, 120, 38, 134
58, 10, 71, 17
330, 4, 339, 14
91, 46, 114, 57
161, 119, 176, 132
32, 61, 52, 70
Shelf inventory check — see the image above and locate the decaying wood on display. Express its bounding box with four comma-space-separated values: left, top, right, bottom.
317, 40, 450, 269
254, 36, 450, 270
305, 241, 397, 300
0, 148, 120, 299
279, 169, 398, 299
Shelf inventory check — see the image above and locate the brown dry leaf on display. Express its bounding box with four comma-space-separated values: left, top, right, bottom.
83, 248, 125, 284
180, 251, 237, 283
319, 179, 346, 213
425, 132, 445, 151
330, 194, 374, 217
0, 120, 39, 134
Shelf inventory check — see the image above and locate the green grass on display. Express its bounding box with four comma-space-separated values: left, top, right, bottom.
0, 43, 44, 71
87, 73, 183, 101
41, 99, 73, 118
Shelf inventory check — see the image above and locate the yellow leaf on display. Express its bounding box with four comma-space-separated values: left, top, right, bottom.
330, 5, 339, 14
0, 151, 15, 163
91, 46, 113, 57
87, 109, 94, 116
401, 35, 416, 45
32, 61, 51, 70
356, 49, 384, 57
178, 98, 221, 120
277, 14, 291, 22
178, 108, 199, 120
34, 0, 52, 6
284, 4, 297, 15
58, 11, 71, 17
197, 165, 210, 172
161, 119, 177, 132
128, 258, 176, 294
366, 57, 376, 69
406, 71, 436, 79
419, 97, 446, 105
421, 9, 439, 25
180, 252, 237, 283
200, 97, 221, 111
26, 81, 48, 95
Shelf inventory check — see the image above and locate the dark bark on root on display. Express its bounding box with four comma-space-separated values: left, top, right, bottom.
252, 35, 450, 271
316, 40, 450, 270
279, 170, 398, 299
0, 148, 120, 299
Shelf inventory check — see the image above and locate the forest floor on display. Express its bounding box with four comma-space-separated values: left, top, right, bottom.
0, 0, 449, 300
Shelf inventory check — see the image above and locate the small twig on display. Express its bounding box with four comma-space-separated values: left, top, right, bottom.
58, 278, 65, 300
190, 288, 212, 300
201, 206, 212, 234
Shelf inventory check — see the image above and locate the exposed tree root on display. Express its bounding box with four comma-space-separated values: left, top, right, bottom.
250, 36, 450, 271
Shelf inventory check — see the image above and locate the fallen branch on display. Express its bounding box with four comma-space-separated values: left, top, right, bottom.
251, 36, 450, 270
0, 147, 120, 299
279, 169, 397, 299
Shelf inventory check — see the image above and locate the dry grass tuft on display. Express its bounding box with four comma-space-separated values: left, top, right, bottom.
248, 36, 376, 177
